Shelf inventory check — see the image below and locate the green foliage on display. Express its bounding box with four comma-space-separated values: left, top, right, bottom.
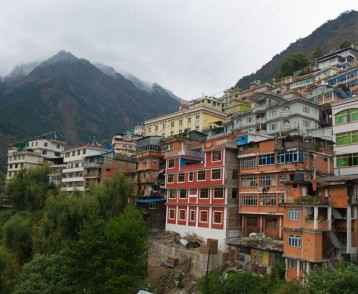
3, 212, 33, 264
199, 271, 268, 294
13, 254, 72, 294
0, 246, 17, 294
64, 205, 148, 294
6, 166, 55, 211
340, 40, 352, 49
312, 47, 323, 59
91, 172, 133, 219
279, 53, 310, 78
305, 263, 358, 294
37, 192, 97, 253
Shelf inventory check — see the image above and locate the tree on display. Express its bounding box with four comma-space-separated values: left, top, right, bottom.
13, 254, 73, 294
312, 47, 323, 59
37, 192, 97, 253
340, 40, 352, 49
64, 205, 148, 294
305, 263, 358, 294
6, 166, 55, 211
3, 212, 33, 264
0, 246, 17, 294
279, 53, 310, 78
91, 172, 134, 219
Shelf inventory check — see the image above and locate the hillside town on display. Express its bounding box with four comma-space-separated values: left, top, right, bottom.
4, 46, 358, 288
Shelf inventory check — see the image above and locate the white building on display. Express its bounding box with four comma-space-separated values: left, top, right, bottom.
225, 93, 320, 136
6, 138, 65, 180
61, 145, 108, 192
333, 98, 358, 176
316, 47, 358, 71
112, 134, 138, 157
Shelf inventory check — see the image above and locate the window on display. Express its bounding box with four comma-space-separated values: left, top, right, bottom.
169, 208, 176, 219
199, 188, 209, 199
189, 172, 194, 182
213, 211, 223, 224
212, 151, 222, 161
303, 105, 310, 113
179, 120, 183, 126
168, 190, 177, 199
288, 236, 302, 248
335, 109, 358, 125
167, 174, 175, 183
276, 150, 303, 164
259, 154, 275, 165
279, 174, 289, 183
232, 188, 238, 199
83, 149, 86, 154
178, 173, 185, 182
287, 258, 297, 269
168, 159, 175, 168
197, 170, 206, 181
211, 168, 222, 180
240, 157, 257, 169
271, 123, 277, 131
336, 131, 358, 145
261, 194, 276, 206
259, 175, 272, 187
288, 209, 300, 220
200, 210, 208, 222
232, 169, 238, 180
213, 187, 224, 198
189, 209, 196, 222
240, 194, 257, 206
77, 150, 81, 155
171, 121, 175, 128
179, 209, 186, 220
179, 189, 187, 198
187, 117, 192, 124
240, 175, 256, 187
337, 153, 358, 168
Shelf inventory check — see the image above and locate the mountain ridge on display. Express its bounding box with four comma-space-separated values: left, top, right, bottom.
0, 51, 180, 168
236, 10, 358, 89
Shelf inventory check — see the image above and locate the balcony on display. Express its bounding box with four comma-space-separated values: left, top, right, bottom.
83, 161, 102, 168
164, 149, 204, 161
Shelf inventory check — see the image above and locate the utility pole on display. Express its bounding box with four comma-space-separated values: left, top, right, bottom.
205, 247, 211, 293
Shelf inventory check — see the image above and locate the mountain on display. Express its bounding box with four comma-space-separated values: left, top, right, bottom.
236, 10, 358, 89
0, 50, 180, 167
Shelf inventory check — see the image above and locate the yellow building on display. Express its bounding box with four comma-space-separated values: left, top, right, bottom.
144, 97, 227, 137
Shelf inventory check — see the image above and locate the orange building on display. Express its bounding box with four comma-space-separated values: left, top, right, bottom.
284, 175, 358, 281
232, 134, 333, 274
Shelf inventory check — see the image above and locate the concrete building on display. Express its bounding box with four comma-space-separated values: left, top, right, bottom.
225, 93, 320, 136
316, 47, 358, 71
284, 174, 358, 281
143, 97, 227, 138
7, 138, 65, 180
61, 145, 108, 192
230, 135, 333, 275
112, 134, 139, 157
136, 136, 165, 196
333, 98, 358, 176
164, 131, 240, 250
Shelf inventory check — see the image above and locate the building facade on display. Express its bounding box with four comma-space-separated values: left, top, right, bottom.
7, 138, 64, 180
144, 97, 227, 138
164, 131, 239, 250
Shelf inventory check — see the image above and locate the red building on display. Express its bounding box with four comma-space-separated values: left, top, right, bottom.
164, 131, 240, 250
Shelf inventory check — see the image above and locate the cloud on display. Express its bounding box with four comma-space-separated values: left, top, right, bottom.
0, 0, 357, 98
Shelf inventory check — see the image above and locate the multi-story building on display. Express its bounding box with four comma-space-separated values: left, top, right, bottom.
226, 93, 320, 136
7, 138, 65, 180
112, 134, 139, 157
61, 145, 108, 192
283, 173, 358, 281
143, 97, 227, 138
328, 65, 358, 96
136, 136, 165, 196
231, 134, 333, 275
316, 47, 358, 71
164, 131, 240, 250
333, 98, 358, 176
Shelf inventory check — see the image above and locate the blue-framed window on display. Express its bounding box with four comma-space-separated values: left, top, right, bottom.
258, 154, 275, 165
276, 150, 304, 164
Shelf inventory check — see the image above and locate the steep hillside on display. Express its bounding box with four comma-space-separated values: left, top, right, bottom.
237, 10, 358, 89
0, 51, 180, 167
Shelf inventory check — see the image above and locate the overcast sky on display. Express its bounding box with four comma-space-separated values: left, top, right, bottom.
1, 1, 358, 99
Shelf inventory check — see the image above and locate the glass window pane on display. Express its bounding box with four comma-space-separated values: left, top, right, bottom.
351, 109, 358, 122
